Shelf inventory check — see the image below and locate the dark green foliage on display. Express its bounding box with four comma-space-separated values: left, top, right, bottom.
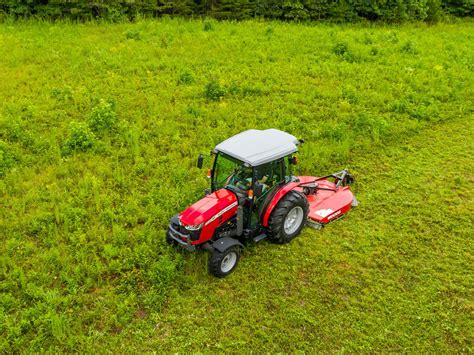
333, 41, 349, 56
204, 80, 226, 101
87, 100, 118, 133
442, 0, 474, 16
401, 40, 418, 55
178, 70, 195, 85
63, 122, 95, 153
203, 20, 214, 31
125, 29, 141, 40
0, 0, 471, 22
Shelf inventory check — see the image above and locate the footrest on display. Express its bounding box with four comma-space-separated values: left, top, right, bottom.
253, 233, 268, 243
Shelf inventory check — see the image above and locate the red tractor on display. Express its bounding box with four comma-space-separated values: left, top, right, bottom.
166, 129, 357, 277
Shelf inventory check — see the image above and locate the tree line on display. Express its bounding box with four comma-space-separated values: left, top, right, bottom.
0, 0, 472, 22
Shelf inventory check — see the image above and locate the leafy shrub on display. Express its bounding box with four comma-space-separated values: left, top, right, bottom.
333, 42, 349, 56
125, 29, 141, 40
228, 82, 240, 95
203, 20, 214, 32
187, 106, 201, 117
63, 122, 96, 153
204, 80, 226, 101
87, 100, 118, 133
401, 41, 418, 55
332, 42, 360, 62
178, 70, 194, 85
265, 26, 274, 36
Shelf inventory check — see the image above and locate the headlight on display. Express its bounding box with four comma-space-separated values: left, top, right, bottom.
184, 223, 203, 231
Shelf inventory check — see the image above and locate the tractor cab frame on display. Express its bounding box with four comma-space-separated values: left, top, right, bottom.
210, 151, 295, 237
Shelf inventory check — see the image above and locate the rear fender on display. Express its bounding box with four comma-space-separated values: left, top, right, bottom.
261, 182, 301, 227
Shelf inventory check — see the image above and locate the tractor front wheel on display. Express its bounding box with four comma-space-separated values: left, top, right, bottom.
165, 231, 177, 246
208, 246, 241, 277
267, 190, 309, 244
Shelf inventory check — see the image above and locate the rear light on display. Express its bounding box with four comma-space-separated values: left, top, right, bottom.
248, 189, 253, 199
207, 169, 212, 178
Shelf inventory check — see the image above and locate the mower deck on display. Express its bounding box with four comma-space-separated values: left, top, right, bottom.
295, 175, 355, 226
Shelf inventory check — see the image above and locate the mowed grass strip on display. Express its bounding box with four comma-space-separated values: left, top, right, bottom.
0, 19, 473, 352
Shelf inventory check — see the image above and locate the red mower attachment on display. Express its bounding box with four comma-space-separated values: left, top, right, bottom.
166, 129, 358, 277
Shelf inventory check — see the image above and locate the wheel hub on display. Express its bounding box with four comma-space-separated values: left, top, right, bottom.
220, 252, 237, 273
284, 206, 304, 234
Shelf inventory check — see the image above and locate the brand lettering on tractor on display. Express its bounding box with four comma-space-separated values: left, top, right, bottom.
204, 201, 238, 226
315, 209, 334, 218
328, 210, 341, 220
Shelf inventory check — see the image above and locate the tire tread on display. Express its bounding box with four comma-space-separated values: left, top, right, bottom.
267, 190, 309, 244
208, 245, 241, 277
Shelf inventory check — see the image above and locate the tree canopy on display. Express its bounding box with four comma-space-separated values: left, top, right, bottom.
0, 0, 472, 22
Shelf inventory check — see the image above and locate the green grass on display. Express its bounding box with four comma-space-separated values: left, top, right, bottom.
0, 19, 473, 352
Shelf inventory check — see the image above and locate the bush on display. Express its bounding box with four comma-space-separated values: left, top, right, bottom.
333, 42, 349, 56
204, 80, 226, 101
178, 70, 194, 85
401, 41, 418, 55
125, 29, 141, 40
63, 122, 96, 153
87, 100, 118, 133
332, 42, 359, 62
203, 20, 214, 31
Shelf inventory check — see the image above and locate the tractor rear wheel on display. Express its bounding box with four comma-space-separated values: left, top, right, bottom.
208, 245, 241, 277
267, 190, 309, 244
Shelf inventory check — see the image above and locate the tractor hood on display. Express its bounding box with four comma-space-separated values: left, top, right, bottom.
179, 188, 238, 227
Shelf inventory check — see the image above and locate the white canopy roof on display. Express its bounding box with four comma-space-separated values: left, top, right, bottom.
214, 129, 299, 166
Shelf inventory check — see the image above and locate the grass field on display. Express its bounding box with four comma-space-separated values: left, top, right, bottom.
1, 19, 473, 352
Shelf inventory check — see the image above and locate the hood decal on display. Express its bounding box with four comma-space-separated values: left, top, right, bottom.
204, 201, 238, 226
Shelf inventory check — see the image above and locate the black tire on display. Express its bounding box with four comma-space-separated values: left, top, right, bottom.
165, 230, 177, 246
343, 173, 355, 186
208, 246, 241, 278
267, 190, 309, 244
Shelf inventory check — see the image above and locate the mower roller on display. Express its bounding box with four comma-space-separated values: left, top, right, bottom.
166, 129, 357, 277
